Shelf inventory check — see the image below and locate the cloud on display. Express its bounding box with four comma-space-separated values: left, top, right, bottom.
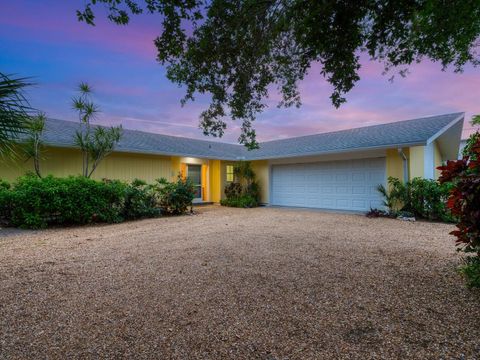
2, 0, 478, 143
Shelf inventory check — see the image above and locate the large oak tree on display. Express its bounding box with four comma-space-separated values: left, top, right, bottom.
78, 0, 480, 148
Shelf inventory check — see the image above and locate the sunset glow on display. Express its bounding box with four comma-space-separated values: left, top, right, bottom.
1, 0, 478, 143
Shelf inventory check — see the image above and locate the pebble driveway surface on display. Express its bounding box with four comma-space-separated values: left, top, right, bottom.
0, 206, 479, 359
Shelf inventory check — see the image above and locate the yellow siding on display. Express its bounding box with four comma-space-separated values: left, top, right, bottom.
171, 156, 182, 180
434, 141, 442, 179
0, 146, 172, 183
409, 146, 424, 179
386, 148, 405, 181
209, 160, 221, 203
251, 160, 269, 204
219, 160, 232, 200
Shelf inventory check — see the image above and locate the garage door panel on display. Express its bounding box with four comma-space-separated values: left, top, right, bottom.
352, 199, 367, 208
352, 186, 366, 194
271, 158, 386, 211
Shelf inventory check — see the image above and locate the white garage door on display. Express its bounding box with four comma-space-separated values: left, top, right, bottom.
271, 157, 386, 211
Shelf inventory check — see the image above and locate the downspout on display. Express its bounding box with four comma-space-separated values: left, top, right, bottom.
398, 148, 409, 183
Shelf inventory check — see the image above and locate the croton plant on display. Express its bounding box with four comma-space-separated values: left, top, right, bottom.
438, 135, 480, 256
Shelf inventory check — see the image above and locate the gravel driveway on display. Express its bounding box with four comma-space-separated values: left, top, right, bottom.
0, 206, 478, 359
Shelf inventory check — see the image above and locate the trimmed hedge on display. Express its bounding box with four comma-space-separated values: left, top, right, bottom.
0, 174, 194, 229
0, 175, 125, 228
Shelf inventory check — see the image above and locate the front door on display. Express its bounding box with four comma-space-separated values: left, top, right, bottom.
187, 164, 202, 201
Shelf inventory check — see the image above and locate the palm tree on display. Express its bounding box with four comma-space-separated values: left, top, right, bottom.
0, 72, 33, 155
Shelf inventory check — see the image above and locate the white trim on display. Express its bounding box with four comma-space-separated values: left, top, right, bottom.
268, 162, 273, 205
423, 142, 435, 179
426, 113, 465, 145
255, 142, 425, 162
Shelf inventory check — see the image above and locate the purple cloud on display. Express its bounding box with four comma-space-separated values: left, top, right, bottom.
1, 0, 478, 144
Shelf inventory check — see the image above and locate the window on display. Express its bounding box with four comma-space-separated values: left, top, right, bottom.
226, 165, 234, 182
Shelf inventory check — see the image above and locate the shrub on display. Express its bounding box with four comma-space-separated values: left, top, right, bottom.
222, 161, 261, 208
224, 182, 242, 198
438, 133, 480, 256
122, 179, 160, 220
0, 175, 126, 228
220, 194, 258, 208
0, 175, 196, 229
0, 179, 10, 190
365, 208, 393, 218
438, 127, 480, 288
376, 176, 454, 222
154, 175, 195, 215
458, 257, 480, 288
0, 183, 14, 226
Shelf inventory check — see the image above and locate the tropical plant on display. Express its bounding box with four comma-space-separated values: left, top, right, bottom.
78, 1, 480, 148
23, 113, 46, 177
72, 82, 122, 178
438, 133, 480, 258
462, 115, 480, 159
376, 176, 453, 222
222, 161, 260, 208
0, 72, 32, 154
376, 177, 405, 213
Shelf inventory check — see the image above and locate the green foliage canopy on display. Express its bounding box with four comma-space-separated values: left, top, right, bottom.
78, 0, 480, 148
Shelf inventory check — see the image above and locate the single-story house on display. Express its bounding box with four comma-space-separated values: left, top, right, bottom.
0, 112, 464, 211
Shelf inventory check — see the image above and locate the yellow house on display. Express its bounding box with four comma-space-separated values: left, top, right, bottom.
0, 113, 464, 211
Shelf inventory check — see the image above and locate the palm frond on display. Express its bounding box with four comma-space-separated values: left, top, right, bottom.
0, 72, 35, 154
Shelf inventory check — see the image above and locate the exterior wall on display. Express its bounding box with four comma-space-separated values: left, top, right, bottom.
2, 144, 438, 204
434, 140, 443, 179
216, 160, 270, 203
251, 160, 269, 204
171, 156, 182, 179
386, 148, 407, 182
409, 146, 425, 179
219, 160, 233, 200
0, 146, 172, 183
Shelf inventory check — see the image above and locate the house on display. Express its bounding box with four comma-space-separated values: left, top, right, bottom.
0, 112, 464, 211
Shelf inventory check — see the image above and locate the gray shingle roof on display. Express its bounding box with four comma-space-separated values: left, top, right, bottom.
41, 118, 243, 160
40, 112, 464, 160
247, 112, 464, 160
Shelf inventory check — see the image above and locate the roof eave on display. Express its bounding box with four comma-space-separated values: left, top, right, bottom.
426, 113, 465, 145
243, 141, 427, 161
42, 141, 240, 161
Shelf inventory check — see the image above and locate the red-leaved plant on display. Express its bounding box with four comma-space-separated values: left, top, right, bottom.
437, 136, 480, 256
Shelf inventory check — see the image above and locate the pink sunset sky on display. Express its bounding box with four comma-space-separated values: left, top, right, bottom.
1, 0, 478, 143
